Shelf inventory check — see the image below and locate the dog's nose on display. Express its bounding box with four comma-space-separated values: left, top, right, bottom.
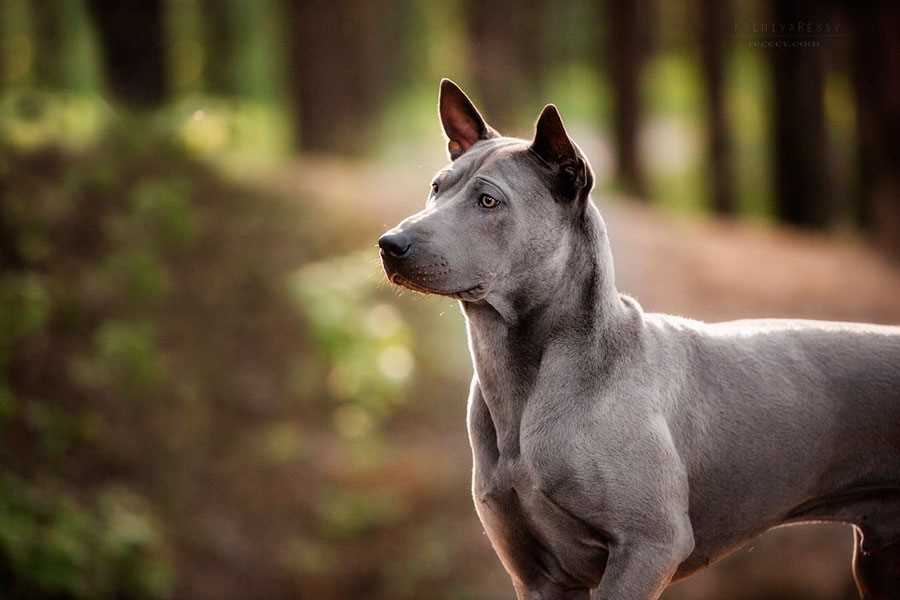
378, 232, 412, 258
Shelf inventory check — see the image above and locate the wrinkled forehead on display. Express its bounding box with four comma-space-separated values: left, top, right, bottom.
434, 137, 544, 196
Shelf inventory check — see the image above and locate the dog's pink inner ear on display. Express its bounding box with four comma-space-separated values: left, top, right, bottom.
439, 79, 496, 160
442, 105, 482, 157
531, 104, 577, 166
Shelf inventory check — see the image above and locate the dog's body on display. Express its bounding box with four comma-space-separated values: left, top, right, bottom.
379, 80, 900, 599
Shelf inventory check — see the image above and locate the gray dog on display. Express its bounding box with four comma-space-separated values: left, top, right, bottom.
378, 79, 900, 600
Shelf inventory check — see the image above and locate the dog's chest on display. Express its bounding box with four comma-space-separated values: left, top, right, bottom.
472, 454, 609, 588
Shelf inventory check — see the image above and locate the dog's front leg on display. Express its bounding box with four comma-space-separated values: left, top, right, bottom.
590, 530, 693, 600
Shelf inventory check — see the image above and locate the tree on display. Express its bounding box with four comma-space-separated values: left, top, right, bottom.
0, 0, 32, 88
464, 0, 549, 129
849, 2, 900, 257
284, 0, 391, 154
768, 0, 832, 228
85, 0, 168, 108
204, 0, 281, 101
603, 0, 652, 198
698, 0, 736, 215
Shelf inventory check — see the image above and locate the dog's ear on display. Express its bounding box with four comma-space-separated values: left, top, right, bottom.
530, 104, 593, 203
439, 78, 498, 160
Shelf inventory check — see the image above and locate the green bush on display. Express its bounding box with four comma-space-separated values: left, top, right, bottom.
0, 124, 310, 599
0, 476, 172, 600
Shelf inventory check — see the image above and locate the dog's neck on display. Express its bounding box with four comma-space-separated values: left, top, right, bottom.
462, 205, 635, 457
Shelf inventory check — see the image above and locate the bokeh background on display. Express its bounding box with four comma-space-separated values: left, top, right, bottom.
1, 1, 899, 599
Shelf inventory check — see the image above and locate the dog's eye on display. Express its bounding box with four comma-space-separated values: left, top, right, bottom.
478, 194, 499, 209
431, 182, 439, 194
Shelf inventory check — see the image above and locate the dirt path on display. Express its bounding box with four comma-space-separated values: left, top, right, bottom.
606, 202, 900, 323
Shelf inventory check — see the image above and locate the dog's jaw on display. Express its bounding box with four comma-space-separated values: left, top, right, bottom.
453, 282, 490, 302
388, 272, 490, 302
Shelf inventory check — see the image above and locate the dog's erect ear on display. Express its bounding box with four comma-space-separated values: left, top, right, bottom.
439, 79, 498, 160
530, 104, 593, 202
531, 104, 577, 165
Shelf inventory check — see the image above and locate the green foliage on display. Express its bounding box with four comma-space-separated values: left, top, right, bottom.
0, 119, 321, 598
89, 320, 164, 391
0, 273, 50, 356
291, 252, 416, 438
642, 53, 705, 215
544, 63, 609, 128
0, 476, 173, 600
729, 49, 773, 220
0, 0, 100, 92
0, 90, 109, 149
315, 486, 409, 539
0, 0, 34, 87
165, 96, 291, 165
0, 132, 187, 597
129, 178, 196, 249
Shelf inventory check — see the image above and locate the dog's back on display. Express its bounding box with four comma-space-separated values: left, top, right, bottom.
649, 315, 900, 571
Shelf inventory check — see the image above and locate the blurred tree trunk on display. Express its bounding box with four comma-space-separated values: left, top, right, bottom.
205, 0, 239, 97
769, 0, 832, 228
164, 0, 204, 96
31, 2, 71, 90
604, 0, 651, 198
377, 0, 418, 94
29, 0, 99, 93
849, 3, 900, 258
698, 0, 736, 215
0, 0, 32, 87
204, 0, 280, 101
285, 0, 389, 154
85, 0, 167, 108
465, 0, 548, 129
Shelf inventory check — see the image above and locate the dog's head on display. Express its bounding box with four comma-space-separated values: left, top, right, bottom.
379, 79, 595, 305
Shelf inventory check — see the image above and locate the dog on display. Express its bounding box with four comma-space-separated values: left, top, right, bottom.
378, 79, 900, 599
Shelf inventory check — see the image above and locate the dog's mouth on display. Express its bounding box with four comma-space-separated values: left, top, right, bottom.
389, 273, 488, 302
